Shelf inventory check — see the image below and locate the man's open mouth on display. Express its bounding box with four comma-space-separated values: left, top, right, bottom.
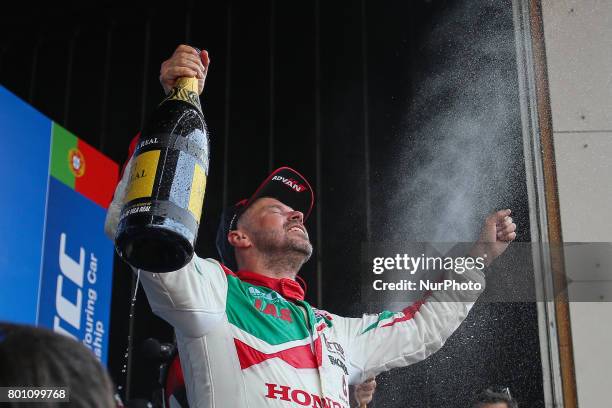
287, 225, 306, 235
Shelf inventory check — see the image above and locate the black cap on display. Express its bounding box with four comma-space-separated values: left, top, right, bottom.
215, 167, 314, 271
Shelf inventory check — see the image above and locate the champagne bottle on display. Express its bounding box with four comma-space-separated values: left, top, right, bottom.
115, 75, 209, 272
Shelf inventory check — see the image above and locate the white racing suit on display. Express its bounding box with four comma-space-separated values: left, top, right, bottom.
105, 160, 485, 408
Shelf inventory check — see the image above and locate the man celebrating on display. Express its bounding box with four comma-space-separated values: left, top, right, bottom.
105, 45, 517, 408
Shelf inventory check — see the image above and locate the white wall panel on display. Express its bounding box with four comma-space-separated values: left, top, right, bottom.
554, 132, 612, 241
542, 0, 612, 131
553, 131, 612, 406
564, 243, 612, 300
568, 302, 612, 408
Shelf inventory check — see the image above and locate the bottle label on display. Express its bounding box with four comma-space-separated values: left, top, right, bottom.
124, 150, 160, 203
188, 163, 207, 222
162, 77, 202, 111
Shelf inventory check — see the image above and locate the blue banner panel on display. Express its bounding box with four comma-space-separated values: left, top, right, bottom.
0, 86, 51, 325
38, 177, 114, 363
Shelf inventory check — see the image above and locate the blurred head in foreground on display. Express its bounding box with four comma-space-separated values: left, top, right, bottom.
0, 322, 115, 408
472, 386, 518, 408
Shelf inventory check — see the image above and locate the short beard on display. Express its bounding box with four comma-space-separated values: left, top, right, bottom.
249, 226, 313, 272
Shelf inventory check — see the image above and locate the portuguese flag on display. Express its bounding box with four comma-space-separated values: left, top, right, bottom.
49, 123, 119, 209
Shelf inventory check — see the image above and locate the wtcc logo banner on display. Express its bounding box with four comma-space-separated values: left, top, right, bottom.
38, 178, 114, 364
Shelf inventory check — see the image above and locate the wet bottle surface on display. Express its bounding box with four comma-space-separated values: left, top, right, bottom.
115, 77, 209, 272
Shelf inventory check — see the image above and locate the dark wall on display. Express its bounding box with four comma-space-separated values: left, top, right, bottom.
0, 1, 544, 406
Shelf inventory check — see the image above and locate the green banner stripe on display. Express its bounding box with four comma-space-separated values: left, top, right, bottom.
50, 122, 77, 189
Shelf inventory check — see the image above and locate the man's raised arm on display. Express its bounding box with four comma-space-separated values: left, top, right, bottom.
104, 45, 224, 338
336, 210, 517, 383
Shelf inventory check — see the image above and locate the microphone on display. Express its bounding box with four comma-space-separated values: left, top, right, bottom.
142, 337, 175, 362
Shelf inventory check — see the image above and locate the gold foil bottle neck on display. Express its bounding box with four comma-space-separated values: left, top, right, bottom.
162, 76, 202, 112
175, 77, 199, 94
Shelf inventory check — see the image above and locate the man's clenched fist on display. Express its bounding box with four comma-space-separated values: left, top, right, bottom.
160, 44, 210, 95
470, 209, 517, 266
